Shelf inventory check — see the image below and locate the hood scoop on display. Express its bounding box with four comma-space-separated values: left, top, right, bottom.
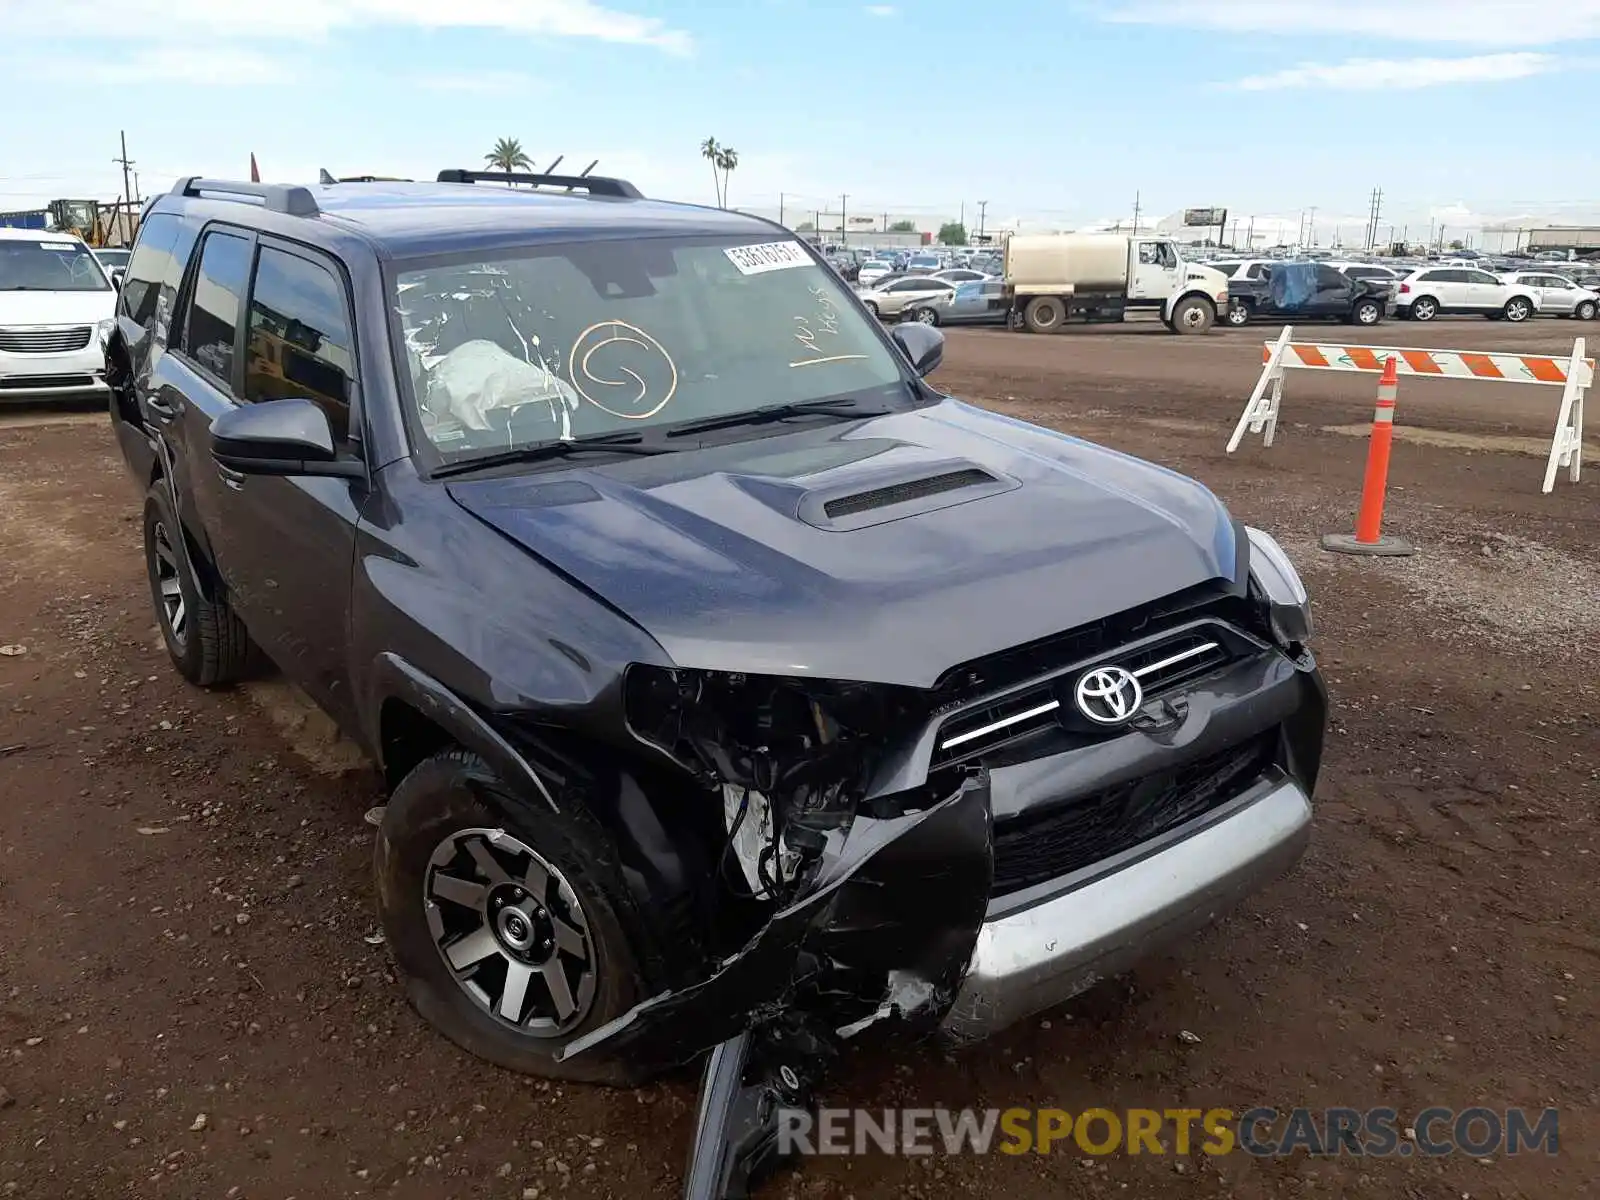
799, 460, 1018, 531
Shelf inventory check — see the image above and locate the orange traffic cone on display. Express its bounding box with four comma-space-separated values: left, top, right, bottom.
1321, 356, 1416, 556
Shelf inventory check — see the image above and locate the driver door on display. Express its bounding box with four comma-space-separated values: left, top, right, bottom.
1129, 240, 1178, 300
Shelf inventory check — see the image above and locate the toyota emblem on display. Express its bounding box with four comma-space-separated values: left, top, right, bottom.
1074, 666, 1144, 725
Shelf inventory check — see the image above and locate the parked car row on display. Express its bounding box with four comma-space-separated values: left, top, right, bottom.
1205, 254, 1598, 325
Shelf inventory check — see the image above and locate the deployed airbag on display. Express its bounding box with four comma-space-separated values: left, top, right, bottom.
424, 339, 580, 436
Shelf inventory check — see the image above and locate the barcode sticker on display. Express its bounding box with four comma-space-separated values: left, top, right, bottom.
724, 241, 812, 276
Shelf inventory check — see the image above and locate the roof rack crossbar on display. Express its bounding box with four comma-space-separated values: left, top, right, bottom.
170, 176, 321, 217
434, 169, 642, 199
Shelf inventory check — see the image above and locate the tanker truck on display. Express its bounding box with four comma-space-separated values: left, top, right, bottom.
1002, 233, 1230, 334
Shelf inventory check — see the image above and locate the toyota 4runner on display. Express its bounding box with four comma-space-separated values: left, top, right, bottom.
106, 172, 1328, 1200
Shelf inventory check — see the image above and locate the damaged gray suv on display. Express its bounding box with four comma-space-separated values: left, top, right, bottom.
107, 171, 1327, 1199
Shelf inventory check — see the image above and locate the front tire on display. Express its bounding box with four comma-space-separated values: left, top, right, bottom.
376, 749, 646, 1084
863, 300, 879, 318
1503, 297, 1533, 322
142, 483, 252, 687
1170, 296, 1215, 334
1225, 300, 1252, 327
1577, 300, 1598, 321
907, 305, 940, 326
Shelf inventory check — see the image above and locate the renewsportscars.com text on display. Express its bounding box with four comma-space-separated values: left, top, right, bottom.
777, 1106, 1559, 1158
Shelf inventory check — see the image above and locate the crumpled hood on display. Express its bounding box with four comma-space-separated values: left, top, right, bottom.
0, 289, 115, 328
447, 399, 1238, 687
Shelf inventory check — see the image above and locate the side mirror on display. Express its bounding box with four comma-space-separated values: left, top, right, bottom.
211, 398, 364, 479
891, 321, 944, 377
110, 268, 124, 289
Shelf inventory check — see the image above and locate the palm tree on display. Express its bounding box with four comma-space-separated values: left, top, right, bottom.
485, 137, 532, 185
715, 146, 739, 210
700, 137, 724, 206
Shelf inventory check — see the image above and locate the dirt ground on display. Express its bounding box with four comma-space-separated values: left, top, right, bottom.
2, 315, 1597, 1199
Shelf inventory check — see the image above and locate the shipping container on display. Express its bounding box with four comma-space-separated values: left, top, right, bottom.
0, 209, 49, 231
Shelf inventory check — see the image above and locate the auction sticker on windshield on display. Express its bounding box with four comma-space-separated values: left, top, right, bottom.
724, 241, 812, 275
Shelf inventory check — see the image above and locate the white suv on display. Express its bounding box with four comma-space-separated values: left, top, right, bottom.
0, 227, 117, 402
1394, 266, 1539, 323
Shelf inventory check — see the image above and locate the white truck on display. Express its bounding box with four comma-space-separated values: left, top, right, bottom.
1002, 233, 1231, 334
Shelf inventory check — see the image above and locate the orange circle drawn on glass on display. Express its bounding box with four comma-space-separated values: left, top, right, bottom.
568, 321, 678, 420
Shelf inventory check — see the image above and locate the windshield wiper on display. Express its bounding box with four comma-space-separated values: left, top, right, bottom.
432, 432, 673, 478
664, 397, 892, 440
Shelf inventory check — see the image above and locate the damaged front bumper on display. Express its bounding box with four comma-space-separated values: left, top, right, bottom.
942, 771, 1311, 1040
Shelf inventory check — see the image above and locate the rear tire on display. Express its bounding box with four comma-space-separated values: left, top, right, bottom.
1170, 296, 1215, 334
376, 749, 648, 1085
1409, 296, 1439, 322
143, 483, 252, 687
1023, 296, 1066, 333
1352, 299, 1382, 326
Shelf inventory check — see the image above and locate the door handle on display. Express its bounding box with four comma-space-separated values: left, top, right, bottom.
145, 395, 179, 418
216, 464, 245, 490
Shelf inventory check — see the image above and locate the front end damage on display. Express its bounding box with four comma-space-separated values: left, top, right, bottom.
551, 563, 1325, 1199
560, 668, 995, 1198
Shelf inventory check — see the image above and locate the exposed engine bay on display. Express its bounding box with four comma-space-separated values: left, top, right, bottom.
585, 666, 995, 1198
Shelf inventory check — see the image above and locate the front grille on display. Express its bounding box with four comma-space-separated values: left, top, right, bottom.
990, 734, 1278, 896
823, 468, 992, 518
931, 626, 1234, 769
0, 326, 93, 354
0, 373, 98, 390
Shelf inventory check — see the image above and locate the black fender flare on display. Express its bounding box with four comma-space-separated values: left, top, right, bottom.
367, 651, 558, 810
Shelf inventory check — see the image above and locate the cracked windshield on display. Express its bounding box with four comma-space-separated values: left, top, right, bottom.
395, 237, 904, 457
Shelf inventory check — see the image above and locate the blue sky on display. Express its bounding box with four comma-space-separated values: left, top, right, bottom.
2, 0, 1598, 238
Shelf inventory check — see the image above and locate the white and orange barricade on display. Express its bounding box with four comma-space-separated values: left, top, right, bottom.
1226, 325, 1590, 493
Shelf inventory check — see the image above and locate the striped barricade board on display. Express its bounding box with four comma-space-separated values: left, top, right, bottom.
1227, 325, 1589, 493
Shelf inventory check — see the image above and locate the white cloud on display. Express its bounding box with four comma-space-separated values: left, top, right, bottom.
1225, 52, 1562, 90
1104, 0, 1600, 45
6, 0, 693, 53
865, 5, 898, 15
417, 70, 545, 95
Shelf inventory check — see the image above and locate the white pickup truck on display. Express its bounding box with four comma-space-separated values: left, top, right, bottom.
1003, 233, 1231, 334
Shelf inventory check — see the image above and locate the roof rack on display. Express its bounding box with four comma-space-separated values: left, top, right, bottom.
435, 169, 643, 199
171, 177, 320, 217
317, 169, 414, 184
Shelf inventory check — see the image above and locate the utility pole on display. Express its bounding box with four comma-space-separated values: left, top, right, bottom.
977, 200, 988, 243
1307, 206, 1318, 248
1364, 186, 1383, 252
839, 194, 848, 247
114, 130, 135, 239
1131, 191, 1141, 236
1246, 216, 1255, 248
778, 192, 785, 226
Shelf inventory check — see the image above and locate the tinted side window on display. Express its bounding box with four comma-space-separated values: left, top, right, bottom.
120, 213, 180, 330
1315, 265, 1348, 289
244, 247, 355, 441
181, 231, 252, 384
1467, 270, 1501, 286
1247, 263, 1270, 279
